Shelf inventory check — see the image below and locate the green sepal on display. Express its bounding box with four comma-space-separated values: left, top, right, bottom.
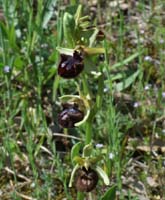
82, 143, 93, 157
96, 166, 110, 186
59, 95, 91, 127
73, 156, 85, 166
59, 95, 81, 102
71, 142, 82, 164
89, 155, 103, 165
69, 164, 79, 187
59, 94, 87, 112
56, 47, 74, 56
82, 47, 105, 55
74, 108, 90, 126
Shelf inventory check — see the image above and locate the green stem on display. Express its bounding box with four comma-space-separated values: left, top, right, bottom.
81, 73, 93, 145
85, 119, 93, 145
88, 192, 93, 200
81, 73, 90, 96
77, 192, 85, 200
96, 73, 104, 109
70, 0, 78, 5
52, 75, 60, 102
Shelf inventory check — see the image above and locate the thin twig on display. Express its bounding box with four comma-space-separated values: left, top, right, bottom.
52, 132, 83, 141
15, 192, 37, 200
5, 167, 31, 182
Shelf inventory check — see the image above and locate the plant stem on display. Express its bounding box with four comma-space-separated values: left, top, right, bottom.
85, 119, 92, 145
88, 192, 93, 200
82, 73, 90, 96
81, 73, 93, 145
70, 0, 78, 5
77, 192, 85, 200
52, 75, 60, 102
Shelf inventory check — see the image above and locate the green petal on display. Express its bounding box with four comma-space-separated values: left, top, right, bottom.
71, 142, 82, 164
56, 47, 74, 56
96, 166, 110, 185
69, 164, 79, 187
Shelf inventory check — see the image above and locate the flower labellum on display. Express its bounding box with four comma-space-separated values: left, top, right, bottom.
58, 103, 84, 128
75, 167, 98, 192
58, 51, 84, 78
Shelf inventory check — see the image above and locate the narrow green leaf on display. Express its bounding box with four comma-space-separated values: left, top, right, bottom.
89, 28, 99, 47
8, 24, 17, 50
114, 69, 140, 92
63, 12, 76, 47
42, 0, 57, 28
111, 52, 142, 70
101, 185, 117, 200
34, 135, 45, 157
111, 73, 123, 81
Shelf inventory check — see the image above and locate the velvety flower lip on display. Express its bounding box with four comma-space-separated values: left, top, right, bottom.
58, 103, 84, 128
58, 51, 84, 79
75, 167, 98, 192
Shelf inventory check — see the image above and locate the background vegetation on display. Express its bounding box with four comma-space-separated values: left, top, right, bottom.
0, 0, 165, 199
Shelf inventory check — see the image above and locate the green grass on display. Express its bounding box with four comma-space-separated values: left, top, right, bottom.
0, 0, 165, 200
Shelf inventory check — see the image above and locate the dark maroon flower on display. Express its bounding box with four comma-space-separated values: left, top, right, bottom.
58, 51, 84, 79
58, 103, 84, 128
75, 167, 98, 192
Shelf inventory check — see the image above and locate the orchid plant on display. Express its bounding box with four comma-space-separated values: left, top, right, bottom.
56, 4, 116, 200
